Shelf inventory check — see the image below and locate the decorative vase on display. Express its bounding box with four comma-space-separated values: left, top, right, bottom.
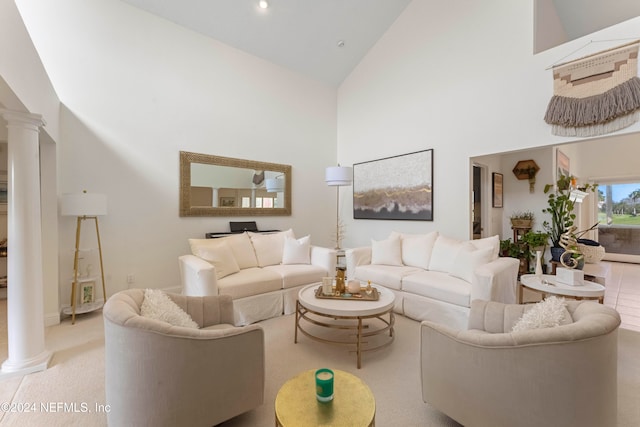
550, 246, 564, 262
535, 251, 543, 276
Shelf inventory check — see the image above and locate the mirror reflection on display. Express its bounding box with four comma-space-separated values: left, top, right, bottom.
180, 151, 291, 217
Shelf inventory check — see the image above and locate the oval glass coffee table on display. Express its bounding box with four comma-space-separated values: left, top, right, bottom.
519, 274, 605, 303
275, 369, 375, 427
295, 283, 395, 368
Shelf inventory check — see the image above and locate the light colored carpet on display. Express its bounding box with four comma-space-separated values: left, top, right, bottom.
0, 300, 639, 426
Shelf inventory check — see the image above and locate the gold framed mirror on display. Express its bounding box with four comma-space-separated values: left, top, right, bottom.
179, 151, 291, 217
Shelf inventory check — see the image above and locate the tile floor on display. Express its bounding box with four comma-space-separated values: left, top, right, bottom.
603, 261, 640, 331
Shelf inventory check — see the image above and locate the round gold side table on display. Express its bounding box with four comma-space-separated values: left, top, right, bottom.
275, 369, 375, 427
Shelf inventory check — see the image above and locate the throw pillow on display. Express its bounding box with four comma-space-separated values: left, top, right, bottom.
470, 235, 500, 261
428, 236, 463, 273
194, 240, 240, 280
282, 235, 311, 264
511, 296, 569, 332
249, 229, 295, 267
371, 236, 403, 266
449, 243, 494, 283
189, 234, 258, 270
140, 288, 199, 329
396, 231, 438, 270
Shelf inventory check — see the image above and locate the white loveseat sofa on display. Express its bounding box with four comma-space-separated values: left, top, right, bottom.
346, 232, 519, 329
179, 229, 336, 325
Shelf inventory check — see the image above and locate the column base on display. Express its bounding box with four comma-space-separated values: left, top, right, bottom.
0, 350, 52, 379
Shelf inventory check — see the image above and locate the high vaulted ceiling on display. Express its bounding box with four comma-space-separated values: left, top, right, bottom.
120, 0, 640, 87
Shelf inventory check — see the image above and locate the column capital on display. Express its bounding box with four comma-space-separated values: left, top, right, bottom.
0, 109, 46, 130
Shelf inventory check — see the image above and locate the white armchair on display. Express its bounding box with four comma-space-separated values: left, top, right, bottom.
103, 289, 264, 427
421, 299, 621, 427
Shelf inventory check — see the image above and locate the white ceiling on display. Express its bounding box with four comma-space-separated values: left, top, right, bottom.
120, 0, 412, 87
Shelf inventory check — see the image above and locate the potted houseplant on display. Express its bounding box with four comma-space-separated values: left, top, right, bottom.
500, 238, 529, 276
510, 211, 534, 228
542, 174, 597, 262
522, 230, 549, 273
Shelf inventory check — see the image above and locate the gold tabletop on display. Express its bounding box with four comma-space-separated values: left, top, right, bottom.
275, 369, 375, 427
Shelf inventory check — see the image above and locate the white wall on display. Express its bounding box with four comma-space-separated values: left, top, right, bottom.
337, 0, 640, 247
17, 0, 338, 300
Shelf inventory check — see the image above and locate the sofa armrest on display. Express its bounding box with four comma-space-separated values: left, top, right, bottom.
178, 254, 218, 296
470, 257, 519, 303
345, 246, 371, 277
310, 245, 337, 274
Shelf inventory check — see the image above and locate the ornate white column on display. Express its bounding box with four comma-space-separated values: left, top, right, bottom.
0, 110, 52, 377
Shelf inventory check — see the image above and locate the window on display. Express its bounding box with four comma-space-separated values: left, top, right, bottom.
597, 181, 640, 260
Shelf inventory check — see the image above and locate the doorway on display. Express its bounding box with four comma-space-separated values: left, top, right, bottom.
472, 164, 486, 239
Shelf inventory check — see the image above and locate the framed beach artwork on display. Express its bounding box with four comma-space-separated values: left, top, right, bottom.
492, 172, 503, 208
353, 149, 433, 221
557, 149, 570, 178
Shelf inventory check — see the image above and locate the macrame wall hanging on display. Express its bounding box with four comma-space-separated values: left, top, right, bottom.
544, 40, 640, 137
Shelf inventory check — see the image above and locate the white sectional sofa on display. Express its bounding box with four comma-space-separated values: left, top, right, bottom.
179, 230, 336, 326
345, 232, 519, 329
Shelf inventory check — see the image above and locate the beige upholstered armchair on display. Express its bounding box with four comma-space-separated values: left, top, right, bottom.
103, 289, 264, 427
421, 299, 620, 427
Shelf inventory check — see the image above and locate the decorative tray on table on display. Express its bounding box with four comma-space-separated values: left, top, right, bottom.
314, 286, 380, 301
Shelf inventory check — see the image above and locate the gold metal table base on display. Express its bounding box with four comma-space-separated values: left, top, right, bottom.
275, 369, 375, 427
294, 300, 394, 369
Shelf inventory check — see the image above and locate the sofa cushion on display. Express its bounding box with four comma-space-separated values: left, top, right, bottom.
371, 236, 403, 266
194, 240, 241, 280
264, 264, 326, 289
428, 236, 463, 273
470, 235, 500, 261
140, 288, 199, 329
249, 229, 295, 267
393, 231, 438, 270
217, 268, 282, 299
282, 235, 311, 265
188, 233, 259, 270
449, 243, 494, 283
402, 271, 471, 307
354, 264, 423, 291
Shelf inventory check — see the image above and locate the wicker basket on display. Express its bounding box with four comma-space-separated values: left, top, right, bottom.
577, 243, 605, 263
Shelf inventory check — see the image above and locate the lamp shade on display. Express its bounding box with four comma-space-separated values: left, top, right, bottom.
569, 189, 589, 203
265, 178, 285, 192
60, 192, 107, 216
325, 166, 352, 186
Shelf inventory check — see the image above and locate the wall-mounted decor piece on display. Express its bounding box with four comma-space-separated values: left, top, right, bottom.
512, 159, 540, 193
492, 172, 503, 208
353, 149, 433, 221
556, 149, 570, 178
544, 40, 640, 137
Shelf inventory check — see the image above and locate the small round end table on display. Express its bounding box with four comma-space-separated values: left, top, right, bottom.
275, 369, 375, 427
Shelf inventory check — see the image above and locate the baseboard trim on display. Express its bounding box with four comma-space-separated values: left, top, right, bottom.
45, 311, 60, 327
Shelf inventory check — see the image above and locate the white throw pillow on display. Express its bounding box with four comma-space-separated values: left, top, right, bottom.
141, 288, 199, 329
428, 236, 463, 273
512, 296, 569, 332
470, 235, 500, 261
449, 243, 494, 283
371, 236, 403, 266
194, 240, 240, 279
282, 235, 311, 265
249, 229, 295, 267
397, 231, 438, 270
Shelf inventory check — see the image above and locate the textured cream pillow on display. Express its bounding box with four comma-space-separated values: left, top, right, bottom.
396, 231, 438, 269
449, 243, 494, 283
371, 236, 403, 266
428, 236, 463, 273
195, 240, 240, 279
189, 234, 258, 270
249, 229, 295, 267
141, 289, 199, 329
512, 296, 570, 332
282, 235, 311, 264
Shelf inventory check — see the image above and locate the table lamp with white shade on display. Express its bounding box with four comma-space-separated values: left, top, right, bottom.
325, 165, 352, 249
60, 191, 107, 324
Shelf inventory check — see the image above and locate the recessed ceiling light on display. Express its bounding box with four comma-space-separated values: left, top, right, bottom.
259, 0, 269, 9
337, 40, 345, 48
